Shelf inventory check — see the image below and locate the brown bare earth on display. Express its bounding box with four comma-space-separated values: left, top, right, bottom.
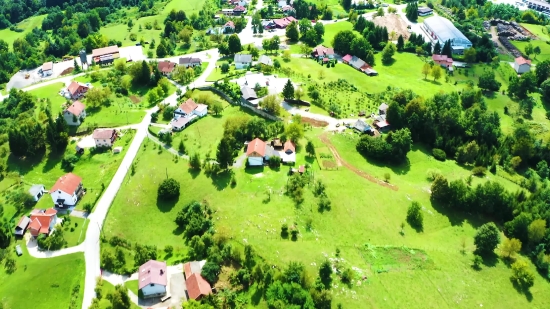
60, 67, 74, 76
373, 14, 410, 40
319, 133, 398, 191
322, 160, 337, 169
302, 117, 329, 127
129, 95, 141, 103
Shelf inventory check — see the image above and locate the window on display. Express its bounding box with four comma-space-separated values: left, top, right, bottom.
150, 284, 154, 286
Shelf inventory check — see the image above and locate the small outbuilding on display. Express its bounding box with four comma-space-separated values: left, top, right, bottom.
353, 119, 372, 133
514, 56, 531, 74
258, 55, 273, 66
41, 62, 53, 76
29, 184, 46, 202
14, 216, 30, 236
379, 103, 389, 115
418, 7, 433, 16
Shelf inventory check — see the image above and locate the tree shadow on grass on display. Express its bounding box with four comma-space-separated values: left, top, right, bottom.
381, 59, 396, 66
6, 153, 42, 176
188, 167, 201, 179
172, 225, 184, 236
245, 166, 265, 175
482, 91, 497, 99
210, 170, 231, 191
511, 279, 534, 302
156, 195, 179, 213
421, 79, 442, 86
356, 151, 411, 175
479, 251, 499, 268
250, 284, 264, 306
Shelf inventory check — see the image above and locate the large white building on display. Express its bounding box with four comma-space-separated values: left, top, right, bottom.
423, 16, 472, 54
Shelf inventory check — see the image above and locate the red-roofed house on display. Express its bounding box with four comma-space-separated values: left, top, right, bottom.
29, 208, 58, 237
246, 138, 267, 166
342, 54, 352, 64
93, 129, 117, 147
186, 273, 212, 300
514, 56, 532, 74
279, 140, 296, 163
50, 173, 83, 207
66, 81, 89, 99
175, 98, 208, 118
273, 16, 297, 28
63, 100, 86, 126
157, 61, 176, 76
139, 260, 168, 299
311, 45, 335, 59
233, 5, 247, 15
224, 21, 235, 33
432, 54, 453, 68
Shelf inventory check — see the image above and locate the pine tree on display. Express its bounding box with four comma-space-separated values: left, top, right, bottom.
282, 79, 295, 100
442, 40, 452, 57
397, 35, 404, 51
216, 138, 234, 169
433, 41, 442, 54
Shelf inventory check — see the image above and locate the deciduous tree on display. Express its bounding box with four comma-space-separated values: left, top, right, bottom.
474, 222, 501, 255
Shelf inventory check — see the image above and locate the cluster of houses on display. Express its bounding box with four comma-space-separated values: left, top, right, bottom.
351, 103, 390, 135
171, 98, 208, 131
342, 54, 378, 76
138, 259, 212, 301
246, 138, 297, 166
157, 57, 203, 77
14, 173, 84, 237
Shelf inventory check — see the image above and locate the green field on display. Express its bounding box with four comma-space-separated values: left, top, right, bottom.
62, 216, 90, 246
0, 15, 46, 48
520, 23, 549, 40
322, 21, 357, 47
124, 279, 139, 296
28, 82, 69, 116
0, 243, 84, 309
96, 280, 141, 309
511, 40, 550, 64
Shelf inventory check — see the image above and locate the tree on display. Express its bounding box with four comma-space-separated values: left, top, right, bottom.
314, 22, 325, 40
298, 18, 312, 34
216, 138, 234, 170
212, 101, 223, 115
107, 284, 131, 309
282, 50, 292, 62
433, 41, 441, 54
397, 35, 404, 51
46, 113, 69, 153
478, 70, 501, 91
270, 35, 280, 53
86, 87, 111, 108
501, 238, 522, 258
318, 259, 332, 289
528, 219, 546, 244
464, 47, 477, 64
228, 34, 242, 54
534, 46, 541, 59
431, 174, 450, 203
332, 30, 356, 55
158, 178, 180, 201
190, 153, 201, 169
350, 37, 372, 60
535, 60, 550, 86
422, 63, 431, 80
178, 140, 186, 154
221, 62, 230, 74
306, 140, 315, 157
430, 65, 442, 81
262, 38, 271, 53
286, 21, 299, 42
285, 122, 304, 143
341, 0, 352, 11
282, 79, 295, 100
524, 43, 534, 58
474, 222, 501, 255
261, 95, 281, 115
381, 42, 396, 64
250, 47, 260, 59
407, 201, 423, 231
511, 259, 535, 289
201, 261, 220, 284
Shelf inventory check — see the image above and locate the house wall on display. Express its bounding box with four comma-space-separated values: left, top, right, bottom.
63, 111, 82, 126
172, 123, 186, 131
49, 215, 57, 230
50, 190, 78, 207
94, 137, 113, 148
515, 63, 530, 73
248, 156, 263, 166
194, 109, 208, 117
235, 62, 250, 69
181, 62, 201, 68
141, 284, 166, 298
32, 186, 45, 201
43, 70, 53, 76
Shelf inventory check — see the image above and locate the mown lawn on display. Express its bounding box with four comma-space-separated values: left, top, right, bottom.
28, 82, 69, 116
0, 14, 47, 48
520, 23, 549, 40
124, 279, 139, 296
321, 21, 357, 47
206, 60, 248, 82
61, 216, 90, 246
511, 39, 550, 64
0, 241, 84, 309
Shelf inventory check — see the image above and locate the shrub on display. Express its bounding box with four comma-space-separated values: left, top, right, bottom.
432, 148, 446, 161
472, 254, 482, 270
61, 154, 80, 171
426, 168, 441, 181
290, 228, 299, 240
281, 224, 289, 238
268, 156, 281, 168
341, 268, 353, 283
157, 178, 180, 201
471, 166, 487, 176
406, 201, 423, 231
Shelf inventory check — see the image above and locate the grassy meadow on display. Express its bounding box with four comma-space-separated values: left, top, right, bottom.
0, 14, 47, 48
511, 39, 550, 64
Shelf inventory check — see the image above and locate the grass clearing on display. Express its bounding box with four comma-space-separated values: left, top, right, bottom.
520, 23, 549, 40
28, 82, 68, 116
511, 40, 550, 64
322, 21, 357, 47
97, 280, 141, 309
0, 15, 47, 48
61, 217, 90, 246
0, 241, 84, 309
124, 279, 139, 296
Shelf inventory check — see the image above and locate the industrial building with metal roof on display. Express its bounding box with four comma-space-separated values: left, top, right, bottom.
423, 16, 472, 54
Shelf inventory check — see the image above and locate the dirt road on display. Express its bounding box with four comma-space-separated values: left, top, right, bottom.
319, 133, 398, 191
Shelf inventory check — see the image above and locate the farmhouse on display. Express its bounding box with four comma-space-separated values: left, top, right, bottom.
28, 208, 58, 237
175, 98, 208, 118
91, 45, 120, 65
234, 54, 252, 69
418, 7, 433, 16
432, 54, 453, 68
179, 57, 202, 68
233, 5, 247, 15
241, 86, 258, 100
224, 21, 235, 33
246, 138, 279, 166
273, 16, 297, 28
14, 216, 30, 236
93, 129, 117, 148
66, 81, 89, 100
29, 184, 46, 202
514, 56, 531, 73
49, 173, 83, 208
311, 45, 335, 60
353, 119, 372, 133
342, 54, 352, 64
158, 61, 176, 76
41, 61, 53, 76
279, 140, 296, 164
259, 55, 273, 66
63, 100, 86, 126
183, 261, 212, 301
138, 260, 168, 299
349, 56, 366, 71
373, 114, 390, 130
423, 16, 472, 54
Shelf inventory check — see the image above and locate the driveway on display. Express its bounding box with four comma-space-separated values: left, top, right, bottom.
168, 272, 186, 308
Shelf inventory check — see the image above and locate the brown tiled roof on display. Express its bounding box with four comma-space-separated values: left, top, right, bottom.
312, 45, 334, 57
49, 173, 82, 195
29, 209, 57, 237
432, 54, 453, 63
42, 61, 53, 71
233, 5, 246, 11
67, 81, 88, 96
138, 260, 168, 290
93, 129, 116, 140
179, 57, 202, 65
158, 61, 176, 73
66, 101, 86, 116
178, 98, 198, 114
515, 56, 531, 65
283, 140, 295, 153
92, 45, 119, 57
186, 273, 212, 300
225, 21, 235, 28
247, 138, 266, 157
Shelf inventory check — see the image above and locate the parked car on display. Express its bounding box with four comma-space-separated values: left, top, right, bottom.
15, 245, 22, 256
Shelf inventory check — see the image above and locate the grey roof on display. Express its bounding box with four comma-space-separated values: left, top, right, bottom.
265, 145, 279, 158
349, 56, 366, 70
353, 119, 371, 132
179, 57, 201, 64
29, 184, 44, 197
423, 16, 471, 46
379, 103, 388, 112
258, 55, 273, 66
241, 86, 257, 100
418, 7, 433, 13
234, 54, 252, 63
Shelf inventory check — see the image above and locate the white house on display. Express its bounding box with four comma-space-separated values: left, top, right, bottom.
234, 54, 252, 69
41, 62, 53, 76
179, 57, 202, 68
279, 140, 296, 164
175, 98, 208, 118
514, 56, 531, 74
258, 55, 273, 66
139, 260, 168, 299
29, 184, 45, 202
63, 101, 86, 126
93, 129, 117, 148
65, 81, 89, 100
49, 173, 83, 208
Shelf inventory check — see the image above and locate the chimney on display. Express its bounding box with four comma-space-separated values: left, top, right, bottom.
160, 269, 164, 275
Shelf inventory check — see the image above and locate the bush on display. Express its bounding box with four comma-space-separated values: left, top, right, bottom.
268, 156, 281, 168
406, 201, 423, 231
471, 166, 487, 176
432, 148, 446, 161
426, 168, 441, 181
157, 178, 180, 201
61, 154, 80, 171
281, 224, 289, 238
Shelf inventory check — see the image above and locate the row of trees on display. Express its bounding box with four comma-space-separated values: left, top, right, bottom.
285, 19, 325, 47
